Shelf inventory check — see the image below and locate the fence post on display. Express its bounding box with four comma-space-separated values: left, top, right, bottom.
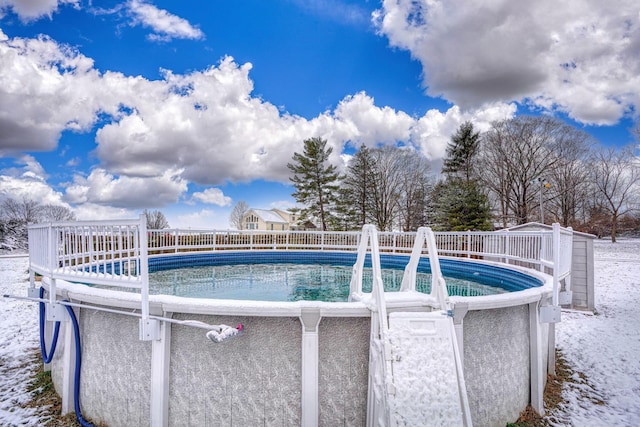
139, 215, 159, 341
174, 230, 179, 253
504, 230, 510, 265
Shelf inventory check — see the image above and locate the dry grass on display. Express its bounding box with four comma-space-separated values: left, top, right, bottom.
20, 350, 106, 427
509, 349, 574, 426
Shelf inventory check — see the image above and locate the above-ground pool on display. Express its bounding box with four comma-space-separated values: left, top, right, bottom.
40, 248, 553, 427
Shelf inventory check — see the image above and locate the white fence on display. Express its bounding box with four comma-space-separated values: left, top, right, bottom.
146, 227, 572, 276
28, 219, 574, 339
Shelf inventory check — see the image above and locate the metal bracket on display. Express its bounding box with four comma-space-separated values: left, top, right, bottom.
559, 291, 573, 306
46, 303, 69, 322
540, 305, 561, 323
139, 318, 161, 341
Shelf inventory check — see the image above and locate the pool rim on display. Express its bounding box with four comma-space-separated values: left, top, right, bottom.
44, 250, 554, 316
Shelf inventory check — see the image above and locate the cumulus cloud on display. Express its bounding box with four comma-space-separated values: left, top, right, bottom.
65, 168, 187, 208
72, 203, 135, 221
0, 29, 517, 212
126, 0, 204, 41
0, 0, 79, 22
191, 188, 232, 206
0, 29, 112, 152
374, 0, 640, 125
0, 174, 66, 206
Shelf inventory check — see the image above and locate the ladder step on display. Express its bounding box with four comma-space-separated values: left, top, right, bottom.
387, 311, 469, 426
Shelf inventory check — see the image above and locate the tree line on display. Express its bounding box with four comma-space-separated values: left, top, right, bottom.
287, 116, 640, 242
0, 199, 170, 252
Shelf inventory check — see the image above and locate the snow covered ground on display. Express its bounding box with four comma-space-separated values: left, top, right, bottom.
0, 254, 43, 426
549, 238, 640, 426
0, 239, 639, 426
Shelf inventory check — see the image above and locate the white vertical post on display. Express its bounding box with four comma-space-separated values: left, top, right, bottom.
140, 216, 149, 321
552, 223, 560, 306
174, 230, 179, 253
300, 308, 321, 427
60, 309, 76, 415
139, 215, 159, 341
150, 316, 171, 427
504, 230, 510, 265
529, 301, 544, 414
452, 303, 469, 365
48, 223, 57, 303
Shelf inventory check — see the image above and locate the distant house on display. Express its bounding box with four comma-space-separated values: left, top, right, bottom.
241, 208, 298, 231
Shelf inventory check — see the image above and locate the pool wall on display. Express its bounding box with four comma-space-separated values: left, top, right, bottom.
44, 257, 552, 427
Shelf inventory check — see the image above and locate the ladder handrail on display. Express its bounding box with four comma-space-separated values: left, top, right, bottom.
400, 227, 449, 310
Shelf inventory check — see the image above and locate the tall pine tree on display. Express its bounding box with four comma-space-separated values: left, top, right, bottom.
434, 122, 492, 231
287, 137, 341, 231
338, 145, 376, 230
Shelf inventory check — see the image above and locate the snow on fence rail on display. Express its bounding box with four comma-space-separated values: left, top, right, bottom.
28, 220, 573, 338
29, 222, 572, 283
146, 227, 566, 273
29, 218, 147, 288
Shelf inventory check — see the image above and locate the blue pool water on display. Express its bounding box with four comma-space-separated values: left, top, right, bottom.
144, 252, 541, 302
148, 262, 506, 301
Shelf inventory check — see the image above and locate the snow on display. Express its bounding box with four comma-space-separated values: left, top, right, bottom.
1, 239, 639, 426
0, 255, 43, 426
549, 238, 640, 426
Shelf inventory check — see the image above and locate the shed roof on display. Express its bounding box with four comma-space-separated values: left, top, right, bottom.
506, 222, 596, 239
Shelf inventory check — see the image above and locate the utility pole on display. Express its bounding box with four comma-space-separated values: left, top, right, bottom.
533, 177, 550, 224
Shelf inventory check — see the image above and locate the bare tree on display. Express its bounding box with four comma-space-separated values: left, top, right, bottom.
543, 127, 594, 227
480, 116, 568, 225
396, 150, 432, 231
229, 200, 250, 230
41, 204, 76, 222
1, 198, 43, 224
368, 146, 406, 231
143, 209, 170, 229
589, 145, 640, 242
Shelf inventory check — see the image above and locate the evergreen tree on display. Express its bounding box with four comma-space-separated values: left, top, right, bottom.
287, 137, 341, 231
338, 145, 376, 230
435, 122, 493, 231
442, 121, 480, 182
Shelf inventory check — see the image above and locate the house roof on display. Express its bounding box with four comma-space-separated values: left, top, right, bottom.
250, 209, 288, 224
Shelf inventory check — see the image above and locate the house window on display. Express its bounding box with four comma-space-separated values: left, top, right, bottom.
270, 224, 274, 230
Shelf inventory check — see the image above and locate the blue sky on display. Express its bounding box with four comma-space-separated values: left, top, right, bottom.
0, 0, 638, 228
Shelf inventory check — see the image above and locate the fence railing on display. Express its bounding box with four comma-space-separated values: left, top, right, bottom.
146, 227, 567, 273
29, 220, 574, 339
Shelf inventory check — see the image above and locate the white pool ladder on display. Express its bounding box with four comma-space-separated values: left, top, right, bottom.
352, 225, 473, 427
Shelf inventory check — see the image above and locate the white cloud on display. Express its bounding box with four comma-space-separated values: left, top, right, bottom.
374, 0, 640, 125
171, 208, 229, 230
0, 174, 66, 206
73, 203, 135, 221
191, 188, 232, 206
0, 30, 520, 215
127, 0, 204, 41
333, 92, 415, 146
0, 29, 109, 152
64, 168, 187, 208
0, 0, 79, 22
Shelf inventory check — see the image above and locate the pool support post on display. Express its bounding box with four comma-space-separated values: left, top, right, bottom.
300, 307, 321, 427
